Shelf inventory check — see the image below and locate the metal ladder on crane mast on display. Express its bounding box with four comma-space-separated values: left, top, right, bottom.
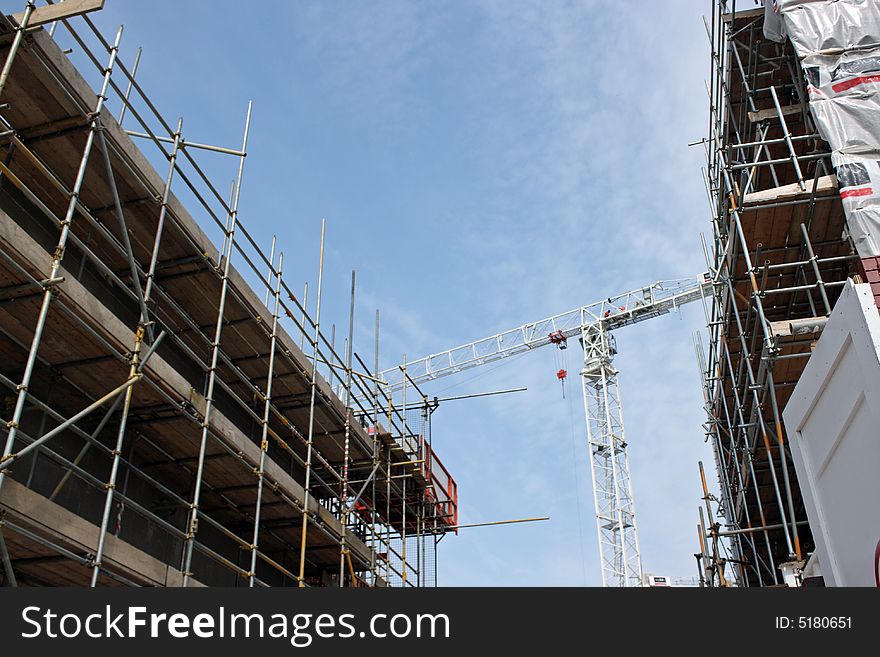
373, 273, 711, 587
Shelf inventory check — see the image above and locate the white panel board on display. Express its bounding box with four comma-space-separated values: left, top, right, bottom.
783, 280, 880, 587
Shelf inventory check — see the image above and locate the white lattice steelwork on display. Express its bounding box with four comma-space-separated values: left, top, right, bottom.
378, 277, 710, 392
380, 275, 709, 586
581, 324, 642, 587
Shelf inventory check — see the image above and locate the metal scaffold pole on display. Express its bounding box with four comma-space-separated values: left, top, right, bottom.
693, 0, 862, 585
0, 24, 125, 496
339, 271, 356, 586
297, 219, 326, 587
0, 1, 35, 97
371, 309, 380, 585
90, 325, 145, 587
249, 250, 283, 587
143, 116, 184, 303
181, 100, 253, 586
0, 519, 16, 587
0, 5, 432, 588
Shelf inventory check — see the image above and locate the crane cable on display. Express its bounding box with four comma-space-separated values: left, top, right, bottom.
567, 377, 588, 585
430, 350, 531, 397
552, 341, 568, 399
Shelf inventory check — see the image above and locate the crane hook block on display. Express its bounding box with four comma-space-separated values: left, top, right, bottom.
556, 369, 567, 381
548, 330, 567, 349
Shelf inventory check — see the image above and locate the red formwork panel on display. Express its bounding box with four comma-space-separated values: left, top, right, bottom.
422, 437, 458, 532
354, 429, 458, 534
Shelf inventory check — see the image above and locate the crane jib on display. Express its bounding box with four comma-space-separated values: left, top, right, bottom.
378, 274, 710, 392
364, 273, 710, 587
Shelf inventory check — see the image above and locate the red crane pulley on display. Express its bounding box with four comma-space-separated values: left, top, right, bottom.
548, 330, 567, 348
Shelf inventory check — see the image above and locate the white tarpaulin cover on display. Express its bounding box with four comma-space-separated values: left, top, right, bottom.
763, 0, 786, 43
808, 84, 880, 151
831, 151, 880, 256
763, 0, 880, 256
777, 0, 880, 53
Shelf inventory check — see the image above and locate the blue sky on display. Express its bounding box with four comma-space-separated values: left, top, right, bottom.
49, 0, 718, 585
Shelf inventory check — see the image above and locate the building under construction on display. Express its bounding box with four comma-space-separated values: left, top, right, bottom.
0, 2, 457, 587
695, 1, 880, 587
3, 0, 880, 590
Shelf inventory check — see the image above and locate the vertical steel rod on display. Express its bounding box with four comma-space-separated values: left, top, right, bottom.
90, 327, 144, 586
117, 46, 141, 127
143, 117, 183, 303
263, 235, 276, 307
299, 282, 308, 351
95, 128, 152, 337
800, 222, 832, 316
181, 100, 252, 586
371, 308, 380, 585
0, 1, 36, 98
770, 85, 806, 191
338, 271, 356, 585
0, 25, 124, 496
249, 251, 283, 586
0, 523, 17, 587
297, 219, 326, 587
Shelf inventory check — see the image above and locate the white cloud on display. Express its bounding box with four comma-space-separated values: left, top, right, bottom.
266, 0, 718, 585
421, 2, 718, 585
287, 2, 437, 138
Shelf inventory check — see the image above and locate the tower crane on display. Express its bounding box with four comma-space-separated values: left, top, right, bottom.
379, 274, 711, 587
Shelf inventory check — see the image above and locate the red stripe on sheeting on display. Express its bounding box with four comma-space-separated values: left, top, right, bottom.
841, 187, 874, 199
832, 74, 880, 93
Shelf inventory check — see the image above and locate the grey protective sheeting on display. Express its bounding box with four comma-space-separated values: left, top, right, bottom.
763, 0, 786, 43
763, 0, 880, 256
830, 151, 880, 257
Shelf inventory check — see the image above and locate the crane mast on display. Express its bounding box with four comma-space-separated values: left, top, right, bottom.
581, 321, 641, 586
378, 274, 710, 586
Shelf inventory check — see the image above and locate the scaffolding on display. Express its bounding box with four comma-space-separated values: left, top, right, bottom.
694, 1, 865, 587
0, 3, 456, 587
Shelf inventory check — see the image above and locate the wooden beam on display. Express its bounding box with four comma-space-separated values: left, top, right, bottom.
748, 104, 801, 124
0, 478, 201, 586
742, 174, 837, 206
12, 0, 105, 28
722, 7, 763, 24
